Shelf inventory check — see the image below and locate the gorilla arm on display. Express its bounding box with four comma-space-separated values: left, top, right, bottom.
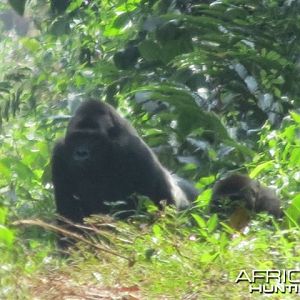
115, 132, 191, 209
52, 140, 84, 223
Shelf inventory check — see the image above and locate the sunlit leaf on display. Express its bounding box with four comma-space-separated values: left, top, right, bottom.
0, 225, 14, 247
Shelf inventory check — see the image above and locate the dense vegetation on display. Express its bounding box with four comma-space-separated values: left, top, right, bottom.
1, 0, 300, 298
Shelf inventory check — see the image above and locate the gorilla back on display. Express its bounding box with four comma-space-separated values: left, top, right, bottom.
52, 100, 194, 222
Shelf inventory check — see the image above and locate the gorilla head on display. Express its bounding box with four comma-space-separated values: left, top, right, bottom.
211, 174, 282, 218
52, 100, 196, 223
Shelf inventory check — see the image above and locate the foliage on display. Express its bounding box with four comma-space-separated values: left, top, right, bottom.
1, 0, 300, 298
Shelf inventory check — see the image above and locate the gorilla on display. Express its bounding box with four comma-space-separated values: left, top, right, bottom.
52, 100, 197, 223
211, 174, 282, 218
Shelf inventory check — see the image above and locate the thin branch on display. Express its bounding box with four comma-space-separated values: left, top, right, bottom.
12, 219, 135, 265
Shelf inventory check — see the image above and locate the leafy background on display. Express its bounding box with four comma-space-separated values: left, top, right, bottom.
1, 0, 300, 298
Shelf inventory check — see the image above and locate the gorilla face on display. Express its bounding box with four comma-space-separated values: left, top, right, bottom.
64, 105, 123, 172
65, 131, 111, 171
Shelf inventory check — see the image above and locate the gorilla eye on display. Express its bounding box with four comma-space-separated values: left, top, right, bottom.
108, 126, 120, 138
78, 120, 99, 129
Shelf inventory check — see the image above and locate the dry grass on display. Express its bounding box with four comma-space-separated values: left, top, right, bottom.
29, 272, 141, 300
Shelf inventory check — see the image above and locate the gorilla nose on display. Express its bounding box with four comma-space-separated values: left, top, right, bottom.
73, 146, 90, 161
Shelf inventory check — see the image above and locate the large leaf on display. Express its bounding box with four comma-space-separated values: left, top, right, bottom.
135, 85, 254, 157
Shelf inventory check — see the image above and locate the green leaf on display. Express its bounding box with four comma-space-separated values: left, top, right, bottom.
194, 189, 212, 208
20, 38, 40, 52
290, 112, 300, 124
0, 207, 8, 224
113, 12, 131, 29
200, 252, 219, 263
191, 213, 206, 229
139, 41, 162, 62
249, 161, 274, 178
290, 148, 300, 166
152, 224, 162, 238
67, 0, 83, 13
0, 159, 12, 179
285, 194, 300, 228
0, 225, 14, 247
15, 161, 35, 179
207, 214, 218, 233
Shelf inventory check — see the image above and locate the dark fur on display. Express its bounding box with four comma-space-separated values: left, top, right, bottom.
211, 174, 282, 218
52, 100, 195, 222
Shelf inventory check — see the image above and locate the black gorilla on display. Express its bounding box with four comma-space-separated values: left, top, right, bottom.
52, 100, 196, 222
211, 174, 282, 218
